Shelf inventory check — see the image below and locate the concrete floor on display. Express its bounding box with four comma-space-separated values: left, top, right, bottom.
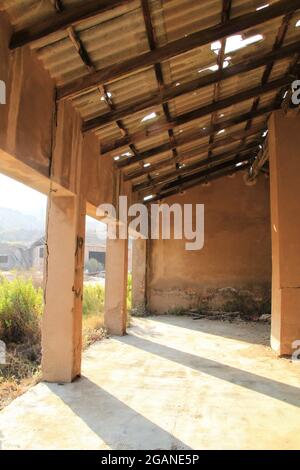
1, 316, 300, 450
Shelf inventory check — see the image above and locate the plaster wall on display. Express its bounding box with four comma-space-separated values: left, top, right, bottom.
0, 12, 54, 177
148, 172, 272, 315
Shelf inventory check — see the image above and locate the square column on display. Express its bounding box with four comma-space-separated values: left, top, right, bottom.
104, 237, 128, 335
269, 110, 300, 355
132, 238, 147, 314
42, 190, 86, 382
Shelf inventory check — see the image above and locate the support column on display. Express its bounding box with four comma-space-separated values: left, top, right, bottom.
104, 237, 128, 335
42, 189, 86, 382
269, 109, 300, 355
132, 238, 147, 315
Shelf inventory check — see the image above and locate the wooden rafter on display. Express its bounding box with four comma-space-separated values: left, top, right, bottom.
102, 102, 277, 156
82, 39, 300, 133
10, 0, 132, 49
123, 125, 265, 181
133, 141, 259, 193
112, 73, 296, 169
207, 0, 231, 161
66, 20, 131, 142
240, 11, 294, 151
140, 0, 178, 177
144, 158, 252, 203
57, 0, 300, 101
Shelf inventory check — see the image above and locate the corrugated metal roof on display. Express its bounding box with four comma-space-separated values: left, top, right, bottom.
2, 0, 300, 196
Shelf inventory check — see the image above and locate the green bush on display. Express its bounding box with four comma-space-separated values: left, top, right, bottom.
83, 284, 105, 316
0, 277, 43, 344
85, 258, 102, 274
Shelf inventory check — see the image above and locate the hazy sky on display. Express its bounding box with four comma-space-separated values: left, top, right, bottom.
0, 173, 47, 219
0, 173, 106, 233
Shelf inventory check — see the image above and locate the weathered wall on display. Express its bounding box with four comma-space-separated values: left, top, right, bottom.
0, 12, 54, 177
148, 172, 271, 316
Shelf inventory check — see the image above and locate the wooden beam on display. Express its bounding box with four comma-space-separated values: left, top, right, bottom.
83, 39, 300, 133
140, 0, 179, 170
113, 74, 295, 168
66, 21, 131, 140
10, 0, 132, 49
146, 158, 251, 203
134, 141, 259, 193
103, 102, 277, 155
57, 0, 300, 100
240, 12, 294, 152
123, 125, 264, 181
207, 0, 232, 160
161, 156, 251, 192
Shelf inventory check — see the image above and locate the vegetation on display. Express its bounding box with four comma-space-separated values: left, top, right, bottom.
0, 273, 132, 409
83, 283, 105, 316
85, 258, 103, 274
0, 276, 43, 344
0, 276, 42, 409
82, 283, 106, 349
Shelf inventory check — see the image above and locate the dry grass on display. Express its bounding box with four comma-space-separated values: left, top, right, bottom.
82, 314, 107, 350
0, 346, 41, 410
0, 278, 132, 410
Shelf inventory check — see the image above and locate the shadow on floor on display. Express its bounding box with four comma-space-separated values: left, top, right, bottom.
117, 334, 300, 408
146, 315, 270, 346
46, 378, 191, 451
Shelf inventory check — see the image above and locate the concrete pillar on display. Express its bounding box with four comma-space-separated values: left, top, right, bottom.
132, 238, 147, 314
42, 190, 86, 382
269, 110, 300, 355
104, 237, 128, 335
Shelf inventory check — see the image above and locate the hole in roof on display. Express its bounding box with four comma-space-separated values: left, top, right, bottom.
113, 156, 120, 161
256, 4, 269, 11
143, 194, 154, 201
100, 92, 112, 101
198, 59, 230, 73
211, 34, 263, 55
296, 20, 300, 27
236, 162, 245, 167
143, 163, 151, 168
217, 129, 225, 135
121, 152, 132, 157
141, 112, 157, 123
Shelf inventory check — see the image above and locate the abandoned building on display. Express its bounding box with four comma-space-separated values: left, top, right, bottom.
0, 242, 31, 270
1, 0, 300, 450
